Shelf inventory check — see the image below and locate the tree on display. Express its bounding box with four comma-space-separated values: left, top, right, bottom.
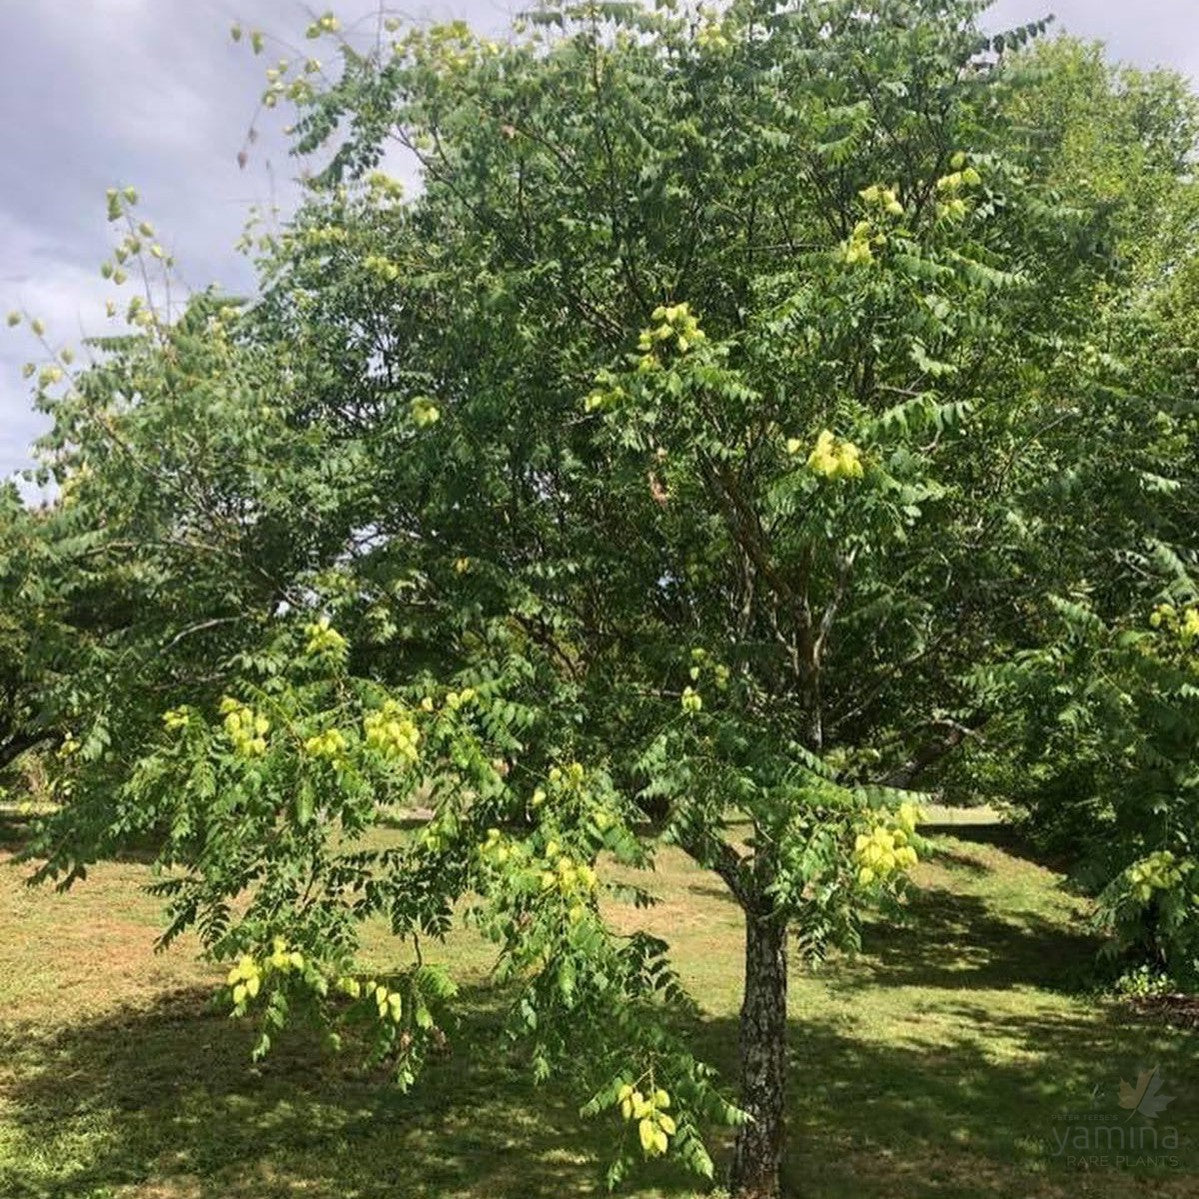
0, 486, 62, 772
24, 3, 1191, 1195
960, 38, 1199, 988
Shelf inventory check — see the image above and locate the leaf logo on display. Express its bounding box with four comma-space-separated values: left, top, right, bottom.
1117, 1065, 1175, 1121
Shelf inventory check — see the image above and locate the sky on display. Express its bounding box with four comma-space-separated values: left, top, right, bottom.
3, 0, 1198, 496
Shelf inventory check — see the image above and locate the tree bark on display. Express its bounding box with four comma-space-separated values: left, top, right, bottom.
730, 907, 789, 1199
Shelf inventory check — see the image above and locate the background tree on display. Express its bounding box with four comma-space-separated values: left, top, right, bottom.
960, 38, 1199, 988
0, 485, 57, 772
21, 3, 1196, 1197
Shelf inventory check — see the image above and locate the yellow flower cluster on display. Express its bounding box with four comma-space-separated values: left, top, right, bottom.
371, 981, 404, 1022
695, 5, 730, 49
444, 686, 477, 710
304, 615, 348, 657
618, 1085, 675, 1156
227, 955, 261, 1004
933, 161, 980, 221
854, 803, 921, 885
410, 396, 441, 427
583, 368, 628, 414
681, 686, 703, 714
538, 841, 599, 898
1127, 851, 1184, 902
480, 826, 514, 864
844, 220, 884, 266
219, 697, 270, 757
305, 12, 340, 37
363, 701, 421, 764
365, 171, 405, 201
301, 225, 349, 247
364, 254, 402, 282
162, 707, 189, 731
548, 761, 586, 786
1150, 603, 1199, 644
859, 183, 904, 217
304, 727, 348, 763
689, 647, 729, 689
804, 429, 864, 480
637, 302, 706, 368
226, 937, 306, 1006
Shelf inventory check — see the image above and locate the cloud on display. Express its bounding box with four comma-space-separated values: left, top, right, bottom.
0, 0, 317, 483
0, 209, 112, 492
984, 0, 1199, 79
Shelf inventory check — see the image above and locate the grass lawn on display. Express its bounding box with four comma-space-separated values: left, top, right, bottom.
0, 807, 1194, 1199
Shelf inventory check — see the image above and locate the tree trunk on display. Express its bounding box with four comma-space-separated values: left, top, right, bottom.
730, 907, 789, 1198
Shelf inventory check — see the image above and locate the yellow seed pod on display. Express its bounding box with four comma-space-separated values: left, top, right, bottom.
639, 1118, 657, 1153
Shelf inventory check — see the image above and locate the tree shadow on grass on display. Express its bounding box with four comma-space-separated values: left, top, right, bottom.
0, 811, 1190, 1199
3, 979, 1194, 1199
920, 821, 1070, 874
688, 982, 1198, 1197
772, 1010, 1198, 1198
0, 984, 704, 1199
0, 810, 41, 855
834, 887, 1101, 994
0, 809, 164, 867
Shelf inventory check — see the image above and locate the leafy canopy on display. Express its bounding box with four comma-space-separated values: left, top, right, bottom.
15, 0, 1198, 1188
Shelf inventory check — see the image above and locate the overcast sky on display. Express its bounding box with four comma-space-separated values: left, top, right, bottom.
4, 1, 1198, 495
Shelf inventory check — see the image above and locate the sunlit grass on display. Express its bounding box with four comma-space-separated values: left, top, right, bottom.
0, 808, 1194, 1198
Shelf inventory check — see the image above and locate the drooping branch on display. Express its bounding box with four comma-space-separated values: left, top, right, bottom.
880, 715, 988, 790
673, 820, 752, 907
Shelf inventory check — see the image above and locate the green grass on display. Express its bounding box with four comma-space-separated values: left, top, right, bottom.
0, 809, 1195, 1198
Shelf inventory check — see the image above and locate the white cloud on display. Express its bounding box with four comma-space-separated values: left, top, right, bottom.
985, 0, 1199, 78
0, 209, 112, 480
